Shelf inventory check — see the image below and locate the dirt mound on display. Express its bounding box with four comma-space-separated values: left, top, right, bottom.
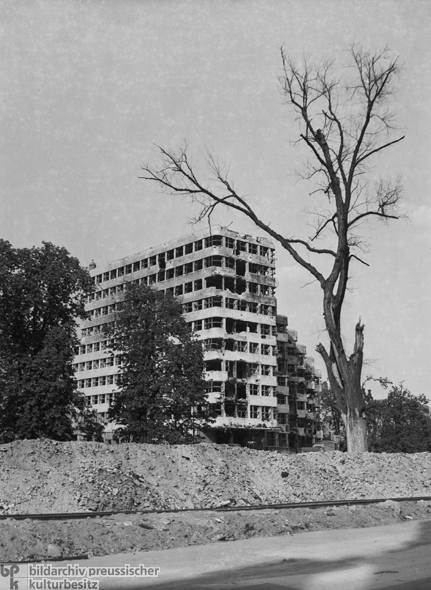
1, 439, 431, 515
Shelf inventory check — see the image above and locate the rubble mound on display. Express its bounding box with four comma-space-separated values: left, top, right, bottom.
1, 439, 431, 515
2, 501, 431, 562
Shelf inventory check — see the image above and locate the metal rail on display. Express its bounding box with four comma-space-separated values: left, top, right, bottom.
1, 496, 431, 522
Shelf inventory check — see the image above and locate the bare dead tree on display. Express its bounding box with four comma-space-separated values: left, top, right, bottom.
141, 45, 404, 452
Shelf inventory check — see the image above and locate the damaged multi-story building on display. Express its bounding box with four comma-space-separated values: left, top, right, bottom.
275, 315, 321, 451
73, 226, 321, 450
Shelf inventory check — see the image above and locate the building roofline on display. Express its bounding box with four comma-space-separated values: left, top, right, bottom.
88, 225, 275, 274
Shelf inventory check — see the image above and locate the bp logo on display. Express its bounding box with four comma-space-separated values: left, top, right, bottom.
0, 564, 27, 590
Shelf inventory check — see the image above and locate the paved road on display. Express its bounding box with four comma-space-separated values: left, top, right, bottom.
27, 520, 431, 589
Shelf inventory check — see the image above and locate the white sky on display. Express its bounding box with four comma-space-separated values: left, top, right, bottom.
1, 0, 430, 399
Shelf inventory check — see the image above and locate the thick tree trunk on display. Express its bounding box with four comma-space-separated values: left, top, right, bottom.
341, 321, 367, 452
343, 408, 368, 452
317, 319, 368, 452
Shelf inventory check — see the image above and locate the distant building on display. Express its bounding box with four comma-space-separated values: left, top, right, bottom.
73, 226, 320, 450
275, 315, 321, 451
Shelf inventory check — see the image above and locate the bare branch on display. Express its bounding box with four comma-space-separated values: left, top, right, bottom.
356, 135, 405, 166
310, 212, 338, 241
350, 254, 370, 267
361, 375, 392, 390
348, 178, 403, 228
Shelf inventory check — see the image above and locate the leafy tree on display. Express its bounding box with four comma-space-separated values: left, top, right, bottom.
0, 240, 93, 441
368, 385, 431, 453
76, 406, 105, 442
142, 46, 404, 452
107, 283, 211, 443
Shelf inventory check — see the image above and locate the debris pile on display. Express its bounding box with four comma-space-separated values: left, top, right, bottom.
2, 501, 431, 562
1, 440, 431, 561
1, 439, 431, 515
